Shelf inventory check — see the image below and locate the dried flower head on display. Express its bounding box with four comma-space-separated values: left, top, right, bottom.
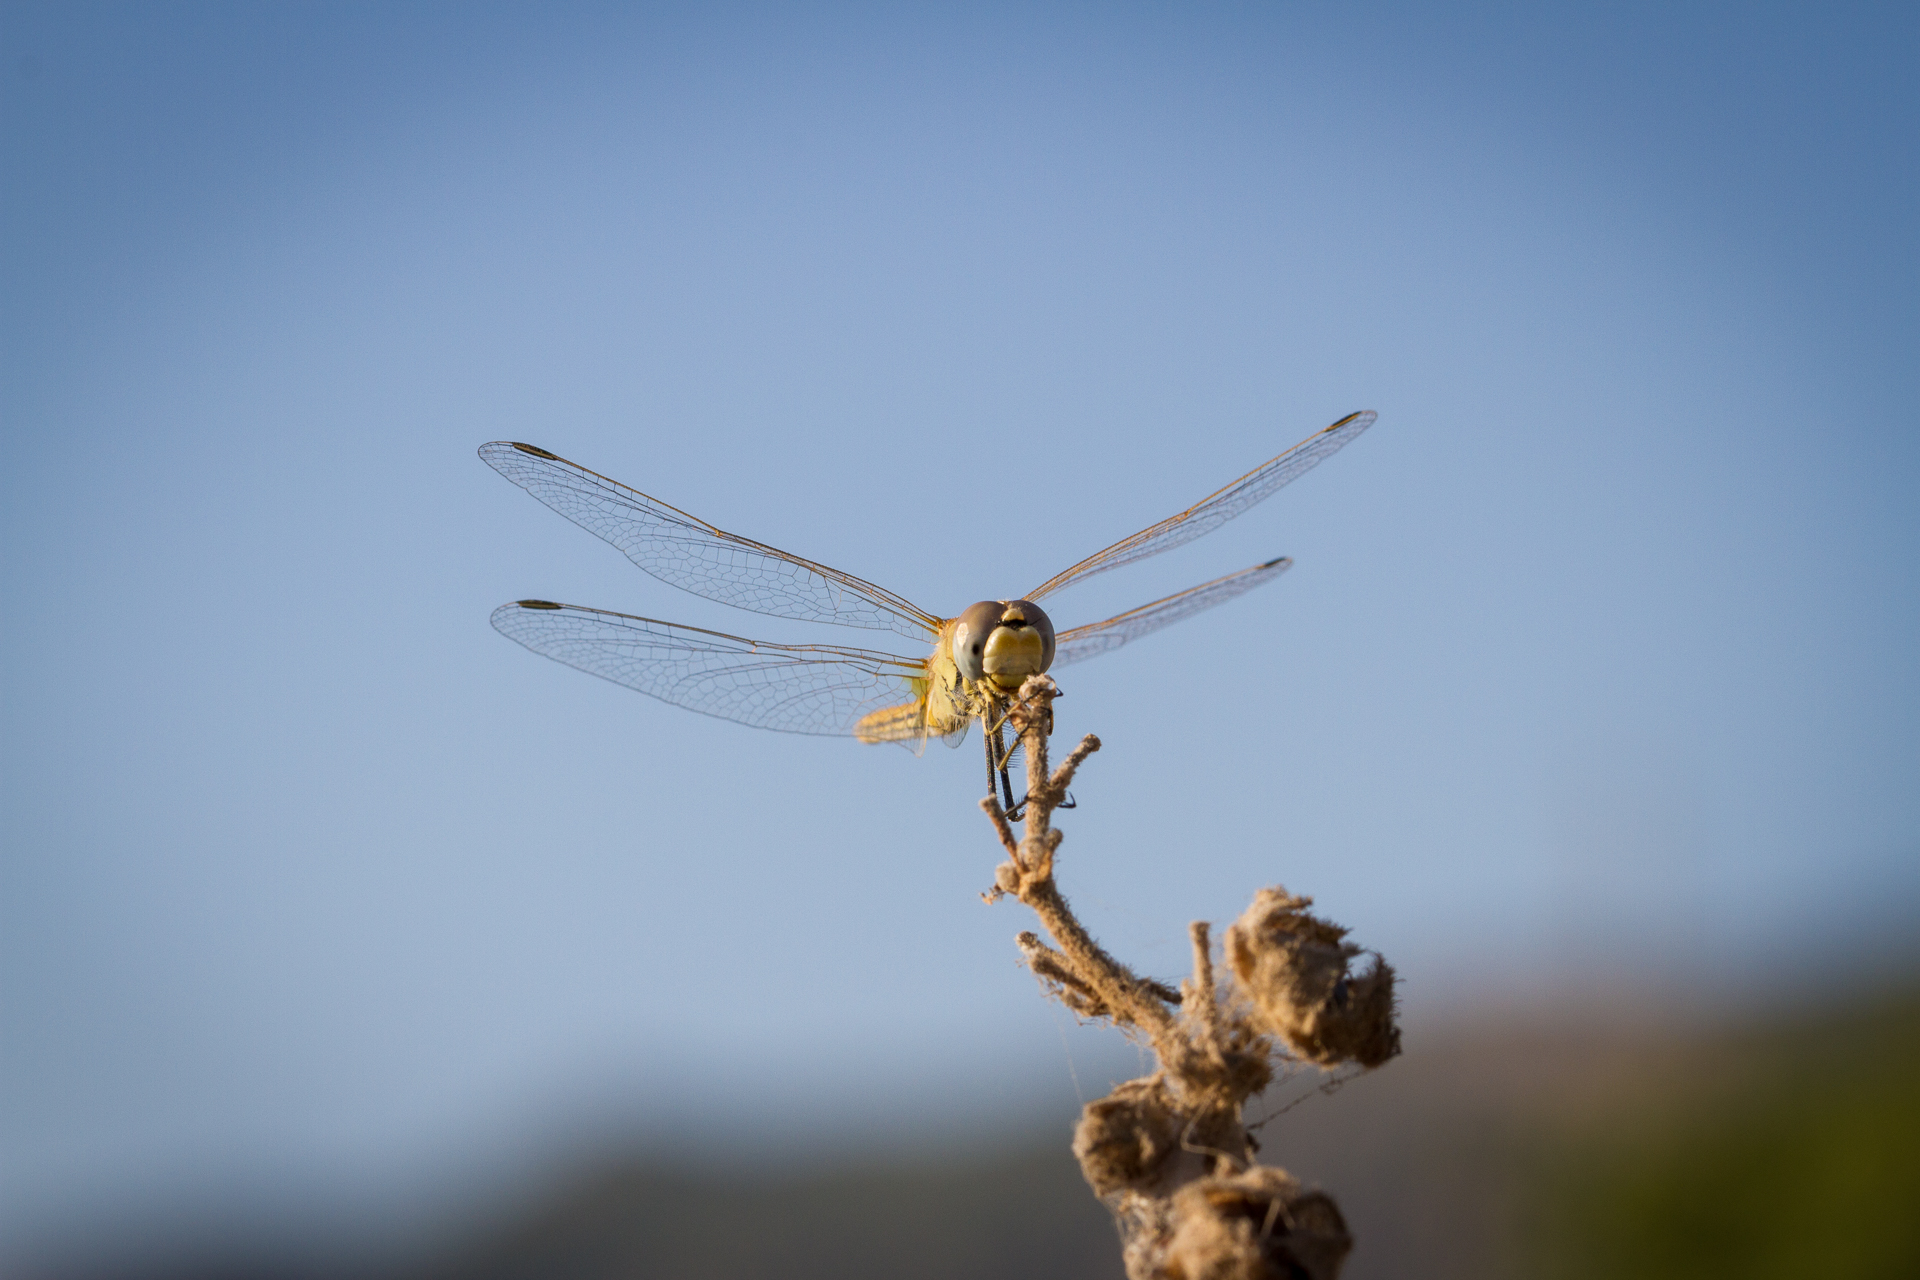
1162, 1167, 1352, 1280
1073, 1077, 1185, 1197
1224, 888, 1401, 1069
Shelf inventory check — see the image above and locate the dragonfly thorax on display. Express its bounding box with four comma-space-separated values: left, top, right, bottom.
951, 599, 1057, 690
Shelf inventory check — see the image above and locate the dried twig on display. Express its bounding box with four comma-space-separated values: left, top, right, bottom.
980, 674, 1401, 1280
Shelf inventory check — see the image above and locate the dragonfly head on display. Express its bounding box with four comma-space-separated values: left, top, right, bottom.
952, 599, 1056, 690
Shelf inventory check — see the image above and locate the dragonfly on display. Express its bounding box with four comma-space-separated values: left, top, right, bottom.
483, 410, 1374, 814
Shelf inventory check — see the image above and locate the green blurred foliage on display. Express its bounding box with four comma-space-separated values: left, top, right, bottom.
1529, 990, 1920, 1280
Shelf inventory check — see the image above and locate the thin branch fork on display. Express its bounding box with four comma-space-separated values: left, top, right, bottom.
986, 676, 1183, 1040
985, 676, 1279, 1096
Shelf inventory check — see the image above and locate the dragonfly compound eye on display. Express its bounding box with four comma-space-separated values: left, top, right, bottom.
951, 600, 1004, 683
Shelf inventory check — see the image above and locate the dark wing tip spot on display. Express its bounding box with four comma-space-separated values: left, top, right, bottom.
511, 443, 562, 460
515, 599, 564, 609
1260, 556, 1294, 570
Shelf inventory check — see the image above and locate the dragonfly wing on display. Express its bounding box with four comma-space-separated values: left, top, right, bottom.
481, 442, 942, 641
492, 600, 932, 739
1052, 558, 1293, 668
1027, 411, 1373, 602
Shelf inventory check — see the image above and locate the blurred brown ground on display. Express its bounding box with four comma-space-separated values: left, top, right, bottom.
22, 984, 1920, 1280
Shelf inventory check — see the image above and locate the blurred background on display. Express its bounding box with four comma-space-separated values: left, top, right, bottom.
3, 2, 1915, 1276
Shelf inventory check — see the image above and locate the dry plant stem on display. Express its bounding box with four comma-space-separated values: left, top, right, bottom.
981, 674, 1389, 1280
983, 678, 1178, 1041
1186, 922, 1225, 1064
1015, 932, 1184, 1022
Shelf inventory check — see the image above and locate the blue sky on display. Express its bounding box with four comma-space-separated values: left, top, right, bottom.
3, 0, 1916, 1247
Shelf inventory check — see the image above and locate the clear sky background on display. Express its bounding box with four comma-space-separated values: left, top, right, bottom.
3, 0, 1916, 1252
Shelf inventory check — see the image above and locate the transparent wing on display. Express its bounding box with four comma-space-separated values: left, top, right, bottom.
1052, 558, 1293, 668
492, 600, 932, 740
1027, 411, 1373, 602
481, 442, 942, 641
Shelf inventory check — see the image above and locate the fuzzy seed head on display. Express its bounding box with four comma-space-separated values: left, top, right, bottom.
1162, 1168, 1352, 1280
1224, 888, 1401, 1069
1073, 1078, 1184, 1197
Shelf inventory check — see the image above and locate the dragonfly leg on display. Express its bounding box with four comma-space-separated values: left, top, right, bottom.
983, 711, 999, 801
998, 750, 1025, 822
997, 746, 1028, 816
987, 696, 1028, 775
985, 689, 1055, 819
983, 699, 1022, 817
